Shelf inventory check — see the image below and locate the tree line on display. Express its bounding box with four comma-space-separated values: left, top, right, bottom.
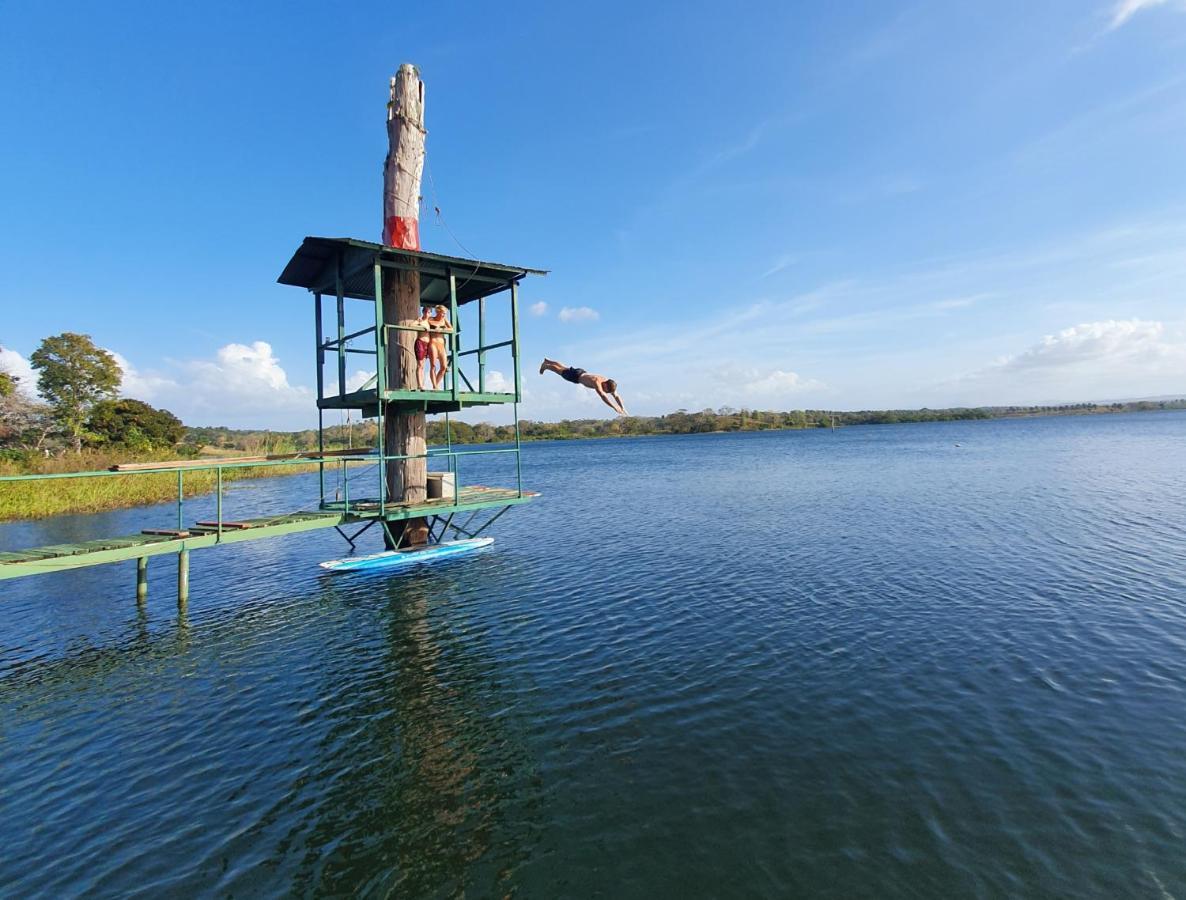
1, 333, 183, 458
4, 334, 1183, 462
182, 400, 1186, 452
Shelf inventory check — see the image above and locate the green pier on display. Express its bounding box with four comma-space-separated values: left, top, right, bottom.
0, 238, 544, 598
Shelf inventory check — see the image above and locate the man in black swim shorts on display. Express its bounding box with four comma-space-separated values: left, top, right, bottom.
539, 358, 628, 416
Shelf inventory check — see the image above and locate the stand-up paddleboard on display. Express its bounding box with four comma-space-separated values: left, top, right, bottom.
320, 537, 493, 573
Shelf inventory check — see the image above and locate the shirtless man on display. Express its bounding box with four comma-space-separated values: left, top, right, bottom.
539, 358, 628, 415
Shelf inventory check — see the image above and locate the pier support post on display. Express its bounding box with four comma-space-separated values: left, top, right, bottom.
177, 549, 189, 606
136, 557, 148, 601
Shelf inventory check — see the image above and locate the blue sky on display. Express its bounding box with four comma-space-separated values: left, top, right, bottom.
1, 0, 1185, 428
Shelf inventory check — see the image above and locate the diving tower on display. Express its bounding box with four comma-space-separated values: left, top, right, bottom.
0, 64, 543, 601
0, 236, 545, 596
279, 236, 546, 417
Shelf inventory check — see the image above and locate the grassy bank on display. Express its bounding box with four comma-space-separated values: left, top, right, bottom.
0, 450, 318, 522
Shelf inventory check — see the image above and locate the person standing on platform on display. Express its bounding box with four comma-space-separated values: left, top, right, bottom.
428, 305, 453, 390
414, 307, 432, 390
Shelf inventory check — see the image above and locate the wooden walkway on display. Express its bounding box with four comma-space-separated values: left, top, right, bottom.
0, 511, 344, 580
0, 485, 537, 582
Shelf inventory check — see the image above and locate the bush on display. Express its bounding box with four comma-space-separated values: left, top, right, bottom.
86, 399, 185, 450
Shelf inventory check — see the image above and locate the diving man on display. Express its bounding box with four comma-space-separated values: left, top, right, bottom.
539, 358, 628, 416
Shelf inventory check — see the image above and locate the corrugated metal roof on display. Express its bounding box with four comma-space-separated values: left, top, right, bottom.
277, 236, 547, 305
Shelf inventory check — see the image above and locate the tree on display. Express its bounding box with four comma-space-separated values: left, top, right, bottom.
87, 399, 184, 450
30, 333, 121, 452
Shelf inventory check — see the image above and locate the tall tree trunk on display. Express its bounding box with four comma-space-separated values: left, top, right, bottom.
382, 64, 428, 547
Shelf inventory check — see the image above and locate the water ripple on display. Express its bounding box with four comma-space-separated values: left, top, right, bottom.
1, 413, 1186, 896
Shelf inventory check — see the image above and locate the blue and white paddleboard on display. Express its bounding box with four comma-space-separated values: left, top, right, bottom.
319, 537, 493, 572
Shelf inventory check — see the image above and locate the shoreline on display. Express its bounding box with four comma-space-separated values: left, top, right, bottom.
3, 406, 1182, 523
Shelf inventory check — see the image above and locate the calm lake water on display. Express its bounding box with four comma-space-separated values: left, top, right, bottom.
2, 412, 1186, 897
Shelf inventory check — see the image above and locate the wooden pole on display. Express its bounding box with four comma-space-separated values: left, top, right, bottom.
383, 63, 429, 547
136, 556, 148, 601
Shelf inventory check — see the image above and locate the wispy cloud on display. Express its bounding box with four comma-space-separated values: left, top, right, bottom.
931, 294, 990, 311
708, 121, 772, 168
529, 301, 548, 317
1013, 73, 1186, 163
551, 215, 1186, 415
1108, 0, 1185, 30
759, 253, 797, 280
558, 306, 599, 324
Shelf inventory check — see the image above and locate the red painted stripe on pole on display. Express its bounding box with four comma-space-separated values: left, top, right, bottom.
384, 216, 420, 250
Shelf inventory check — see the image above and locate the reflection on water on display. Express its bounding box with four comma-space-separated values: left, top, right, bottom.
288, 576, 542, 896
2, 412, 1186, 897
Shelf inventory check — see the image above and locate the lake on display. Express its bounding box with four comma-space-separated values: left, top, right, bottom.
2, 412, 1185, 897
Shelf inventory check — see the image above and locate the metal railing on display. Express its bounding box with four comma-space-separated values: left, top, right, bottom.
0, 439, 525, 544
0, 455, 344, 542
319, 444, 524, 517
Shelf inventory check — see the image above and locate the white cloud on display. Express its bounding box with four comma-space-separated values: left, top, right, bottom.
0, 347, 38, 398
1108, 0, 1184, 29
110, 351, 179, 401
942, 319, 1186, 406
485, 370, 514, 392
529, 301, 548, 317
989, 319, 1178, 372
714, 366, 825, 398
109, 341, 315, 429
345, 369, 376, 392
558, 306, 600, 324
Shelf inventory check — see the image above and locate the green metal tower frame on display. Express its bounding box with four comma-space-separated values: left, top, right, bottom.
280, 235, 546, 546
0, 237, 545, 595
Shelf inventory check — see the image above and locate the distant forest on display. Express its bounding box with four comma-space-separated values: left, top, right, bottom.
185, 399, 1186, 453
6, 333, 1182, 462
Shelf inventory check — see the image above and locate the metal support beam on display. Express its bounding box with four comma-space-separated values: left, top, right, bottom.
470, 506, 510, 538
380, 519, 405, 551
459, 338, 514, 357
178, 549, 189, 606
373, 263, 387, 514
449, 270, 460, 403
336, 254, 346, 398
320, 324, 378, 348
334, 518, 376, 550
315, 294, 327, 507
314, 293, 325, 399
510, 280, 521, 401
478, 297, 486, 393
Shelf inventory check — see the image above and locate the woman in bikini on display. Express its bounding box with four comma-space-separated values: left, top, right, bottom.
414, 307, 432, 390
428, 305, 453, 390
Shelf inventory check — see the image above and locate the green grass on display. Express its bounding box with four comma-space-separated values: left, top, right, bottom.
0, 450, 318, 522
